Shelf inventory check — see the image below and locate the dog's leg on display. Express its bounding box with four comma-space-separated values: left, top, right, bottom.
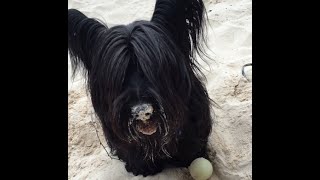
170, 137, 208, 167
124, 156, 164, 176
115, 146, 164, 176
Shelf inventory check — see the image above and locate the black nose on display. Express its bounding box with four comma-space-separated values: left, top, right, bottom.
131, 103, 153, 122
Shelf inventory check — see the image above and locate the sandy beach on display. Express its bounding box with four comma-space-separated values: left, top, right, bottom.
68, 0, 252, 179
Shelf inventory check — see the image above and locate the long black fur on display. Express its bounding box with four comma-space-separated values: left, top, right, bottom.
68, 0, 213, 176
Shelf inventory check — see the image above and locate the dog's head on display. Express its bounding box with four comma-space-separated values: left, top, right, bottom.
68, 0, 210, 160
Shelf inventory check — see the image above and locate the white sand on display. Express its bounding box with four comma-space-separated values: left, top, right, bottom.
68, 0, 252, 179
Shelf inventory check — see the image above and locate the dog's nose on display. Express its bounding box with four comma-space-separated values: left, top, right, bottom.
131, 103, 153, 123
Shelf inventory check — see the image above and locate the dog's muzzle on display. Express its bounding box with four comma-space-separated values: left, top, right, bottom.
131, 103, 158, 135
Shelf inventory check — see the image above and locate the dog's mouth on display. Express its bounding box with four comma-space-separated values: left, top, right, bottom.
136, 120, 158, 135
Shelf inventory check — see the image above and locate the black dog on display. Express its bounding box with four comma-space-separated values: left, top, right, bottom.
68, 0, 213, 176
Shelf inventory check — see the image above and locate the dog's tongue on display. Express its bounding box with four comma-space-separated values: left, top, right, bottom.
137, 121, 157, 135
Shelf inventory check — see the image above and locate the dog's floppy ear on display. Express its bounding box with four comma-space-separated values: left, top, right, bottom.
68, 9, 108, 77
151, 0, 208, 60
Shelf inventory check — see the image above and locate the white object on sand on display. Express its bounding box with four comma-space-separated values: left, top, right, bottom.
188, 157, 213, 180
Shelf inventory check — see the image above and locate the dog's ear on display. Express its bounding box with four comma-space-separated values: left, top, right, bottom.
151, 0, 208, 60
68, 9, 108, 77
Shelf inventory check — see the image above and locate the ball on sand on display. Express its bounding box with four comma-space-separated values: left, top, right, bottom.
188, 157, 213, 180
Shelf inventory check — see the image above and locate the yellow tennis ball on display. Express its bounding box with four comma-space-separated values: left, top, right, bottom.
188, 157, 213, 180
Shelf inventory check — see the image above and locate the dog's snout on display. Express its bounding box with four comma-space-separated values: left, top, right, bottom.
131, 103, 153, 122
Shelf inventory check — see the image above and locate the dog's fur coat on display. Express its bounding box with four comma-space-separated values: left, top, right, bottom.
68, 0, 213, 176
